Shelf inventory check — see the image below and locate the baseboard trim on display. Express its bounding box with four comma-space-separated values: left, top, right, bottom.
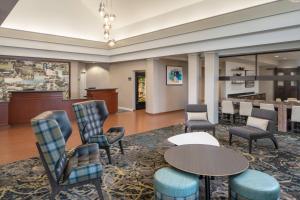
118, 107, 134, 112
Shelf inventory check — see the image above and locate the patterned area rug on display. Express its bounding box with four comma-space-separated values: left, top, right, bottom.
0, 124, 299, 200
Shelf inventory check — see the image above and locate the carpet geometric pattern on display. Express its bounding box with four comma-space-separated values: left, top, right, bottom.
0, 124, 299, 200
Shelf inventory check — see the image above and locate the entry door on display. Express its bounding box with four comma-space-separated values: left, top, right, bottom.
80, 71, 87, 98
135, 72, 146, 110
274, 68, 299, 100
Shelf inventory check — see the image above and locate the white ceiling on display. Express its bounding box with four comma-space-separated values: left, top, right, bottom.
1, 0, 278, 42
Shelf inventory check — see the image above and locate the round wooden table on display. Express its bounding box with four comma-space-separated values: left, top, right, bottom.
164, 144, 249, 200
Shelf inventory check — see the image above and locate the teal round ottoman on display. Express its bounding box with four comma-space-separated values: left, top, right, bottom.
153, 167, 200, 200
229, 169, 280, 200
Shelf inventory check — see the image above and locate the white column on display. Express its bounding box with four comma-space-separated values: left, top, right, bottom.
204, 52, 219, 124
188, 54, 200, 104
145, 58, 159, 114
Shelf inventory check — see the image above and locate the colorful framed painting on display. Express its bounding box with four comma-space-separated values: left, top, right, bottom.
166, 66, 183, 85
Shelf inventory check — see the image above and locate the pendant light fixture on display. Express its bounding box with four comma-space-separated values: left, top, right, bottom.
98, 0, 116, 47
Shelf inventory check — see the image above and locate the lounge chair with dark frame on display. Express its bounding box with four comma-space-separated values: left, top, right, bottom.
31, 110, 104, 200
184, 104, 216, 136
229, 108, 279, 154
73, 100, 125, 164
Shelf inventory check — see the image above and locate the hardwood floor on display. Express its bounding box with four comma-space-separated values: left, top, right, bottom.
0, 109, 184, 165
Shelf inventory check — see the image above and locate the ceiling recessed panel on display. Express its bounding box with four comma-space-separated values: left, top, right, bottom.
1, 0, 279, 41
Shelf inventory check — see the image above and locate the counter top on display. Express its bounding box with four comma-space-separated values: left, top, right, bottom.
85, 88, 117, 91
9, 90, 64, 93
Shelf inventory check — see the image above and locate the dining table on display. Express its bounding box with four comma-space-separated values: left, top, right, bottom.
164, 144, 249, 200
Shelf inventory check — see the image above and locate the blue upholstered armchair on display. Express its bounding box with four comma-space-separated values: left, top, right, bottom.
73, 100, 125, 164
31, 110, 104, 200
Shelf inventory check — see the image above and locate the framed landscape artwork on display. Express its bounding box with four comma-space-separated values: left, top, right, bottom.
166, 66, 183, 85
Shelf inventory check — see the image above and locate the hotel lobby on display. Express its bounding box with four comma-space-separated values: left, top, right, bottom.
0, 0, 300, 199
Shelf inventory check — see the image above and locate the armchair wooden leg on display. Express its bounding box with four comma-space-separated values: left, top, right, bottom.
291, 122, 295, 133
184, 126, 188, 133
213, 128, 216, 137
229, 134, 232, 146
270, 136, 279, 149
119, 140, 124, 155
105, 147, 112, 164
248, 139, 252, 154
94, 179, 104, 200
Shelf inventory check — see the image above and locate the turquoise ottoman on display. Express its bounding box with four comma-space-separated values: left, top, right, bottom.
153, 167, 200, 200
229, 169, 280, 200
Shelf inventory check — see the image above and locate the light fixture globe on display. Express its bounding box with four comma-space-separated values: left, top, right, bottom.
104, 31, 109, 40
103, 23, 111, 31
108, 39, 116, 47
98, 2, 105, 17
109, 14, 116, 22
104, 13, 110, 23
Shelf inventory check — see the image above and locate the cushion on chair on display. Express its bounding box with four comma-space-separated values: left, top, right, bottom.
64, 143, 103, 184
247, 117, 269, 131
186, 120, 215, 130
187, 112, 207, 121
154, 167, 199, 198
230, 169, 280, 200
106, 127, 125, 144
229, 126, 268, 139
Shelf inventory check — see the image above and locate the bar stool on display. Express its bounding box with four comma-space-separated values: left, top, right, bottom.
291, 106, 300, 133
260, 103, 275, 111
239, 102, 252, 124
222, 100, 238, 124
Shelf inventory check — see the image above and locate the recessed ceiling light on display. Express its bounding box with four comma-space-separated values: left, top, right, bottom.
283, 57, 287, 60
274, 55, 279, 58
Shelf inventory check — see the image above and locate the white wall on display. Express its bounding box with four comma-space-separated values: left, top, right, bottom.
225, 61, 259, 97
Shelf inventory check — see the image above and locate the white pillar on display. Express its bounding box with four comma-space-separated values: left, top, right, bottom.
188, 54, 200, 104
204, 52, 219, 124
145, 58, 159, 114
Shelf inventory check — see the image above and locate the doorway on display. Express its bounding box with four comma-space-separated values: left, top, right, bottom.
135, 71, 146, 110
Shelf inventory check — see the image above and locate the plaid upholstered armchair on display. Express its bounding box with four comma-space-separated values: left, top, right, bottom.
73, 100, 125, 164
31, 110, 104, 200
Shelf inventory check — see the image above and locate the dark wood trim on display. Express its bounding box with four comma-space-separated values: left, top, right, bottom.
219, 75, 300, 81
220, 49, 300, 59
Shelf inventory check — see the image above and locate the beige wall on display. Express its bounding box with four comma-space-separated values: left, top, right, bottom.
86, 63, 111, 89
70, 61, 80, 99
110, 60, 147, 110
153, 58, 188, 113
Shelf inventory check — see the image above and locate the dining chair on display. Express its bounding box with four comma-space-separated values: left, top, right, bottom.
239, 102, 253, 124
222, 100, 238, 123
260, 103, 275, 111
31, 110, 104, 200
287, 98, 298, 102
291, 106, 300, 133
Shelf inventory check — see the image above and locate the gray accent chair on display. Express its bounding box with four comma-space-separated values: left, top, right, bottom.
229, 108, 279, 154
184, 104, 216, 136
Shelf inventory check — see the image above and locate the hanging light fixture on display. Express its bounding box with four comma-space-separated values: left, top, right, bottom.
98, 1, 105, 17
98, 0, 116, 46
108, 39, 116, 47
104, 31, 109, 40
109, 14, 116, 22
103, 23, 111, 31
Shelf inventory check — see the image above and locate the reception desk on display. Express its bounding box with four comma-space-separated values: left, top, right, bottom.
8, 91, 84, 125
0, 101, 9, 126
86, 88, 118, 113
0, 89, 119, 126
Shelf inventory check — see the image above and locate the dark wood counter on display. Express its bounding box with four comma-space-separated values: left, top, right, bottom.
8, 91, 86, 125
86, 88, 118, 113
0, 101, 9, 126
